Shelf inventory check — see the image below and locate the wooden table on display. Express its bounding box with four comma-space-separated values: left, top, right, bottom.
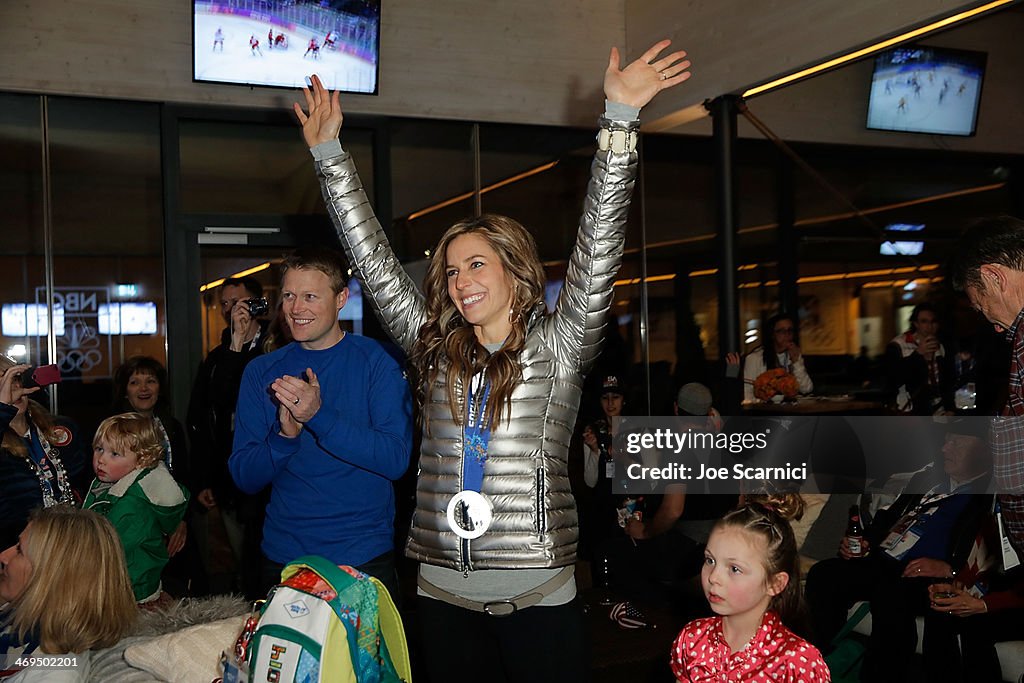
742, 396, 888, 415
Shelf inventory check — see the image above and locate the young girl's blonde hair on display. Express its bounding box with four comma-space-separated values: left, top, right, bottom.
93, 412, 164, 469
714, 492, 806, 629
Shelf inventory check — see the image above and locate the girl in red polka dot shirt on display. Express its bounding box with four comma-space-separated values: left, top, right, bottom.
671, 495, 830, 682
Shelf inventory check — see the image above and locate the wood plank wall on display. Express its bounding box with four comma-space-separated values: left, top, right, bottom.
0, 0, 623, 128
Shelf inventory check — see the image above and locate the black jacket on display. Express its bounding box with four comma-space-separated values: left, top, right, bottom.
866, 466, 992, 571
186, 323, 267, 505
884, 338, 955, 414
0, 403, 90, 549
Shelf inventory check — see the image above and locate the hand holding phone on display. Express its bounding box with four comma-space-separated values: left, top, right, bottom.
21, 364, 61, 389
1, 363, 40, 407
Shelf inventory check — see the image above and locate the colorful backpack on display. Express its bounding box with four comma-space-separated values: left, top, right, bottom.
245, 555, 411, 683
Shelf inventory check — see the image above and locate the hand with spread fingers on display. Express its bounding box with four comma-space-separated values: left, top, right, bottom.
604, 39, 692, 109
293, 74, 344, 148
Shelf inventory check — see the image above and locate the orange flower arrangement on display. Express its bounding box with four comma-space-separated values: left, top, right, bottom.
753, 368, 799, 401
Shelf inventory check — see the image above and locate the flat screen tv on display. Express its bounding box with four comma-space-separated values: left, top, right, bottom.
866, 45, 986, 136
880, 241, 924, 256
1, 304, 65, 337
193, 0, 380, 94
98, 302, 158, 335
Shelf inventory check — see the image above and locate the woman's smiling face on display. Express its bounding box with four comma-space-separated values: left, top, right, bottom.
125, 371, 160, 414
446, 232, 515, 344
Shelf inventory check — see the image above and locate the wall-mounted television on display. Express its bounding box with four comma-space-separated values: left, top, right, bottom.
1, 304, 65, 337
880, 241, 924, 256
866, 45, 986, 137
880, 222, 925, 256
193, 0, 380, 94
98, 302, 158, 335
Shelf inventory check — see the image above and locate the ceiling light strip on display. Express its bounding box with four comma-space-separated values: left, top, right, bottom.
614, 264, 940, 288
623, 180, 1004, 256
407, 161, 558, 221
199, 261, 274, 292
742, 0, 1013, 98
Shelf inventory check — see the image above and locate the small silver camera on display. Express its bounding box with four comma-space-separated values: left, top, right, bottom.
245, 297, 270, 317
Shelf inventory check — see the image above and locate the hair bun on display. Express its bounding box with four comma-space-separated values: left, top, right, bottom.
747, 492, 805, 522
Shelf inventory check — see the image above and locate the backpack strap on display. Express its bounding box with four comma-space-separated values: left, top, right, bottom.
369, 576, 412, 682
283, 555, 359, 593
283, 556, 364, 678
285, 556, 412, 682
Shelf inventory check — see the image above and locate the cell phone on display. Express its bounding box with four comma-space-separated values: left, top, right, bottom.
725, 363, 741, 379
21, 364, 61, 389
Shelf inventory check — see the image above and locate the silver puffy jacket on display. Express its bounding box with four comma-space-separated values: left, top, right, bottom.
315, 115, 639, 570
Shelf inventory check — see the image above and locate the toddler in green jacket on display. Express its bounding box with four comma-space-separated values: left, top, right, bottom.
83, 412, 188, 602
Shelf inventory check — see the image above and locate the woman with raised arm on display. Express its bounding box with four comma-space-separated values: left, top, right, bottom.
0, 357, 89, 553
294, 42, 691, 682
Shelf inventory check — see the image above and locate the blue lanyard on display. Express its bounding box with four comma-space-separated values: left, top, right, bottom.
461, 377, 492, 493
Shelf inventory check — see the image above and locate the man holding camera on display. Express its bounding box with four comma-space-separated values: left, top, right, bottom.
187, 276, 269, 597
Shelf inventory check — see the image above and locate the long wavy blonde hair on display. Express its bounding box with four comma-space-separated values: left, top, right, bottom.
11, 506, 136, 653
0, 356, 60, 459
410, 214, 546, 432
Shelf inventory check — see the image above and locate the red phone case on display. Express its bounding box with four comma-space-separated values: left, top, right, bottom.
31, 365, 61, 387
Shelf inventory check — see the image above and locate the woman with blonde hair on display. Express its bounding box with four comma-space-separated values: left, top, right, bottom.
0, 358, 88, 551
291, 40, 692, 681
0, 505, 136, 681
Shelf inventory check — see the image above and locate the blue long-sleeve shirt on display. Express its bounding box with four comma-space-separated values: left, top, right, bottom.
229, 333, 413, 566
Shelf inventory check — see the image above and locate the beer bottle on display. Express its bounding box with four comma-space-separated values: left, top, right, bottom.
845, 504, 865, 558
